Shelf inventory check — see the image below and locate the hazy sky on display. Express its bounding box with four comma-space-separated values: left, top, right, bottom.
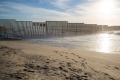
0, 0, 120, 25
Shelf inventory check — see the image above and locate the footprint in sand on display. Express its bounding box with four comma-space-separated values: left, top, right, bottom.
52, 60, 56, 62
65, 56, 69, 59
45, 61, 49, 64
7, 72, 28, 79
59, 62, 63, 65
66, 57, 69, 59
72, 59, 78, 63
46, 59, 50, 61
58, 53, 63, 57
54, 50, 58, 53
109, 77, 115, 80
104, 73, 115, 80
23, 69, 35, 73
115, 67, 119, 70
81, 63, 86, 68
58, 66, 68, 73
71, 53, 75, 55
67, 62, 72, 67
78, 56, 82, 59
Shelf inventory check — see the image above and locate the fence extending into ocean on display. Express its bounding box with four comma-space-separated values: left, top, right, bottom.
0, 19, 119, 39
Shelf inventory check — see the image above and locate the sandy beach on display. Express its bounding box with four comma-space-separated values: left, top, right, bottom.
0, 40, 120, 80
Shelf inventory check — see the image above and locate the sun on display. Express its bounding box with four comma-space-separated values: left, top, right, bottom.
98, 0, 116, 14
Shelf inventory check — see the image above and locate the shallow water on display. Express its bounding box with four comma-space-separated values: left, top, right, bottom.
28, 31, 120, 54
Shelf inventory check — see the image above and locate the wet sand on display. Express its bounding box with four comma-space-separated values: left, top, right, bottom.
0, 41, 120, 80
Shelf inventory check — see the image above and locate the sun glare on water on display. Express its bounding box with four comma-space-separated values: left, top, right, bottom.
98, 33, 112, 53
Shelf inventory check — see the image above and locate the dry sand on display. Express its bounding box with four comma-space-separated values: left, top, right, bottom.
0, 40, 120, 80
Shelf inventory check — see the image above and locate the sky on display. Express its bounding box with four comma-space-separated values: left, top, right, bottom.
0, 0, 120, 25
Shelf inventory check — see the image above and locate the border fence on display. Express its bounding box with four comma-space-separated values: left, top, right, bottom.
1, 19, 118, 39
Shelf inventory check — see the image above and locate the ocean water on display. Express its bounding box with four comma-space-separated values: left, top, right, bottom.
28, 31, 120, 54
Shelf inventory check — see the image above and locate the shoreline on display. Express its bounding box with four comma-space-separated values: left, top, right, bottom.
0, 40, 120, 80
1, 40, 119, 54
